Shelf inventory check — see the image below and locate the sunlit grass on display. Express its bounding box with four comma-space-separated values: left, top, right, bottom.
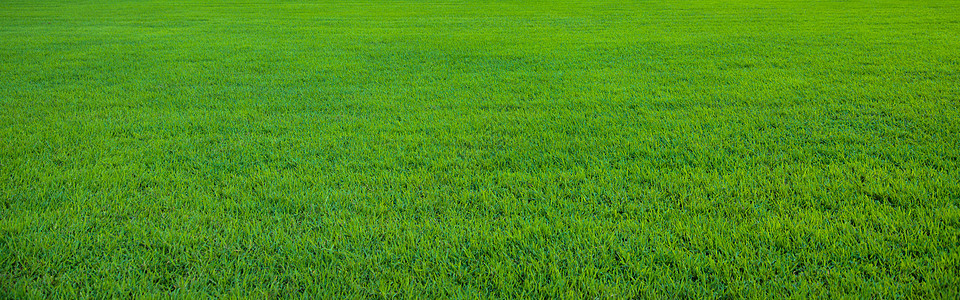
2, 0, 959, 298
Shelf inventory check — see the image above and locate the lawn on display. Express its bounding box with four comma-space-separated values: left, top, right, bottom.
1, 0, 959, 298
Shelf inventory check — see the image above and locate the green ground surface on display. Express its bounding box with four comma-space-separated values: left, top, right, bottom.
2, 0, 959, 298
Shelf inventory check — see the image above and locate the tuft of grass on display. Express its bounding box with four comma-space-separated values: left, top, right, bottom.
2, 0, 959, 298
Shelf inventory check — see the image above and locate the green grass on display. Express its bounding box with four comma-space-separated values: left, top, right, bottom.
2, 0, 959, 298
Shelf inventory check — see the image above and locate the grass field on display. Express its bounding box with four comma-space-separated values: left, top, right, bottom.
2, 0, 959, 298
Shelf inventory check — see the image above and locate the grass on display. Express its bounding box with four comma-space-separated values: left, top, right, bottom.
1, 0, 959, 298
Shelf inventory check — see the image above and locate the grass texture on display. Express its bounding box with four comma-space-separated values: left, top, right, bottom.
2, 0, 960, 298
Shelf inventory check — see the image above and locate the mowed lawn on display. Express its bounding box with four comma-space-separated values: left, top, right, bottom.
2, 0, 959, 298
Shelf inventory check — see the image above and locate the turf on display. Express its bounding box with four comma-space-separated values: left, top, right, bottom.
2, 0, 959, 298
